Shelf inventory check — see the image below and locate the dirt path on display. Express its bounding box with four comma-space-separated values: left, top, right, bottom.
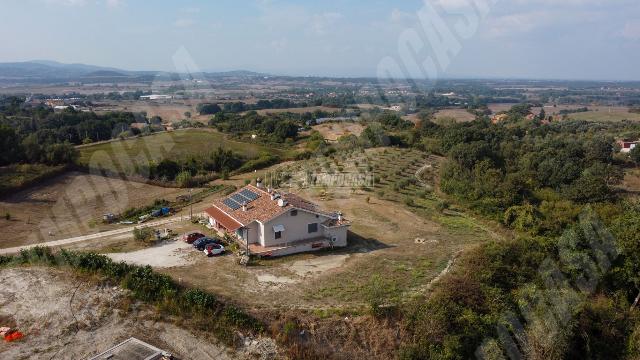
107, 240, 195, 268
0, 215, 192, 255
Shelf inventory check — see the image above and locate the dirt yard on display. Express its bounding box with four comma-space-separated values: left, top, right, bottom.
0, 267, 278, 360
0, 171, 189, 248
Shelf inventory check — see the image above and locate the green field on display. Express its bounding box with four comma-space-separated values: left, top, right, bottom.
0, 164, 67, 195
569, 108, 640, 122
78, 129, 291, 174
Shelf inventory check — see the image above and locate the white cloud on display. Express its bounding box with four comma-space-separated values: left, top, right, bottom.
44, 0, 124, 8
44, 0, 87, 6
484, 11, 548, 38
105, 0, 122, 9
622, 21, 640, 40
174, 18, 196, 28
311, 12, 343, 35
390, 8, 415, 24
271, 38, 288, 52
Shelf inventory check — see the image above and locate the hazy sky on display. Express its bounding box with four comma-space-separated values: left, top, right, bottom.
1, 0, 639, 80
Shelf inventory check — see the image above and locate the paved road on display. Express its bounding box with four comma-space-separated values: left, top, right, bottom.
0, 215, 193, 255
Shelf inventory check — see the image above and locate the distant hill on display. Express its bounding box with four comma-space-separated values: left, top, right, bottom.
0, 60, 268, 83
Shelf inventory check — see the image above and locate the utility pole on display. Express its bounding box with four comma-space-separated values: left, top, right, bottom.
245, 228, 250, 257
189, 188, 193, 220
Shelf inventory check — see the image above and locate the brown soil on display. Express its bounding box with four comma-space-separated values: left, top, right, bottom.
0, 171, 188, 248
0, 267, 272, 360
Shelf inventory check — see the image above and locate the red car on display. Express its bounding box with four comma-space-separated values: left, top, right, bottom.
182, 231, 205, 244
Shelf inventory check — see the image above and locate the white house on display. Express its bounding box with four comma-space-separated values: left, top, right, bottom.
204, 182, 350, 257
618, 139, 639, 153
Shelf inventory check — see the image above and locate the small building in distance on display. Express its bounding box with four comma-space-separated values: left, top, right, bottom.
618, 139, 640, 153
140, 94, 173, 101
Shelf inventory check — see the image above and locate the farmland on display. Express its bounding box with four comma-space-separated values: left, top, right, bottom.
0, 163, 67, 195
0, 171, 190, 248
77, 128, 292, 175
567, 107, 640, 122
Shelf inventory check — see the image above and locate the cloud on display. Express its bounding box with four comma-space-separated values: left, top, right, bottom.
390, 9, 415, 24
181, 7, 200, 14
44, 0, 124, 8
271, 38, 288, 52
105, 0, 122, 9
174, 18, 196, 28
622, 21, 640, 40
484, 11, 548, 38
311, 12, 343, 35
44, 0, 87, 6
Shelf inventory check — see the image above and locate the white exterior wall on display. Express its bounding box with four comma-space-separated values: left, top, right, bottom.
262, 209, 330, 247
322, 225, 349, 247
242, 222, 260, 244
621, 143, 637, 153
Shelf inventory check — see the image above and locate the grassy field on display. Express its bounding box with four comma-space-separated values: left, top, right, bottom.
568, 107, 640, 122
435, 108, 476, 123
78, 128, 291, 174
0, 164, 67, 196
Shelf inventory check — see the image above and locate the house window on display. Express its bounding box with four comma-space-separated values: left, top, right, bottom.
291, 209, 298, 216
308, 223, 318, 233
275, 231, 282, 239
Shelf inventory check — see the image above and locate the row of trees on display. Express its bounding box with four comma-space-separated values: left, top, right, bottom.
208, 111, 300, 143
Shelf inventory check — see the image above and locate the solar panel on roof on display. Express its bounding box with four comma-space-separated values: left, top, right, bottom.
240, 189, 259, 201
231, 194, 248, 204
223, 198, 241, 210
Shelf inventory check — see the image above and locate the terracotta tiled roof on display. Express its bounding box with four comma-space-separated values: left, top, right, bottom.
204, 206, 242, 231
282, 193, 334, 217
209, 185, 337, 226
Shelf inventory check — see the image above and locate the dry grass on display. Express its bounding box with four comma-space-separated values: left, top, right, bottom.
312, 122, 365, 141
0, 171, 188, 248
435, 109, 476, 123
78, 128, 289, 175
253, 106, 340, 115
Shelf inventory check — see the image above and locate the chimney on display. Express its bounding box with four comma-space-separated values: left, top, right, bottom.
337, 212, 343, 222
256, 178, 263, 188
242, 202, 248, 212
271, 192, 280, 201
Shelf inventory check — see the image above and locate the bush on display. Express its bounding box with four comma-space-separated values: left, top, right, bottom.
175, 171, 194, 188
133, 227, 156, 243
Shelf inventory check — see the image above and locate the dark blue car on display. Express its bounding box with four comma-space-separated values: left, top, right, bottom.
193, 237, 222, 251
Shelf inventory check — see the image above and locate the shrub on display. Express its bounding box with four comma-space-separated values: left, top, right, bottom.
133, 227, 156, 244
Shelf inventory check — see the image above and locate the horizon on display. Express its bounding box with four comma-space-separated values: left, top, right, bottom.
5, 59, 640, 83
1, 0, 639, 81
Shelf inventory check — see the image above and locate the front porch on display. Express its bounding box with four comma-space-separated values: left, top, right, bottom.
241, 236, 337, 257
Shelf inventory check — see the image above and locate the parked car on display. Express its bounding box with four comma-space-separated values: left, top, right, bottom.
182, 231, 205, 244
204, 243, 225, 257
194, 237, 222, 251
